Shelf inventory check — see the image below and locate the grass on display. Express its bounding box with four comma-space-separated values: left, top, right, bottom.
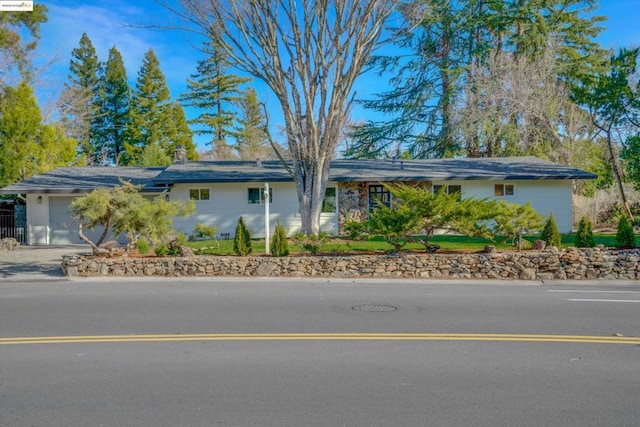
186, 233, 639, 255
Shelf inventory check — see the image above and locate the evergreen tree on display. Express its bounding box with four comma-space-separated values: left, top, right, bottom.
124, 48, 173, 165
0, 82, 41, 186
170, 102, 198, 161
575, 216, 595, 248
0, 82, 77, 187
350, 0, 607, 159
233, 216, 252, 256
540, 213, 562, 247
179, 40, 249, 159
235, 88, 273, 160
270, 221, 290, 257
64, 33, 102, 163
615, 215, 636, 249
96, 46, 130, 165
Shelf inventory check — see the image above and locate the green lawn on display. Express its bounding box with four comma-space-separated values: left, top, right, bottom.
186, 233, 639, 255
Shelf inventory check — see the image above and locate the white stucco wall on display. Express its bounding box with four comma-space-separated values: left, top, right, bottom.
26, 194, 49, 245
432, 179, 574, 232
170, 182, 339, 239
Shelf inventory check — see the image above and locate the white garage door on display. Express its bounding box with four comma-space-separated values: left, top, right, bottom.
49, 196, 109, 244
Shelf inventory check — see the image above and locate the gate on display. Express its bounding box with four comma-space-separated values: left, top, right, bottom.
0, 206, 26, 243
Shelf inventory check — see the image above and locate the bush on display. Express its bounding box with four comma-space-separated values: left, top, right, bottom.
233, 216, 252, 256
154, 243, 169, 256
343, 220, 368, 240
193, 223, 218, 240
574, 216, 595, 248
540, 213, 562, 247
293, 232, 329, 255
270, 221, 290, 257
136, 238, 150, 254
615, 215, 636, 249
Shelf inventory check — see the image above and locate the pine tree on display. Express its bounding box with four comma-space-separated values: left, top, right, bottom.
64, 32, 102, 163
124, 49, 174, 165
575, 217, 595, 248
96, 46, 130, 165
235, 88, 274, 160
540, 213, 562, 247
0, 82, 77, 187
170, 102, 198, 161
270, 221, 290, 257
615, 216, 636, 249
233, 216, 252, 256
179, 40, 249, 159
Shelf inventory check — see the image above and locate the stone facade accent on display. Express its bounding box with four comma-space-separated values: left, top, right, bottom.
62, 247, 640, 280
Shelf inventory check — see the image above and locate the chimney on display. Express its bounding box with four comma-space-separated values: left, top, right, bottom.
173, 145, 188, 164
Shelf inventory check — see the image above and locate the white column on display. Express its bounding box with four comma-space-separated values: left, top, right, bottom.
264, 182, 270, 255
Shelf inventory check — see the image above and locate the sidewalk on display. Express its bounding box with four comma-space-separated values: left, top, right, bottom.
0, 245, 89, 282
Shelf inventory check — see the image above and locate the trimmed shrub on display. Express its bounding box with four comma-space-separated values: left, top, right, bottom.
615, 216, 636, 249
574, 216, 595, 248
540, 213, 561, 247
193, 223, 218, 240
270, 221, 290, 257
293, 232, 329, 255
233, 216, 252, 256
136, 238, 150, 254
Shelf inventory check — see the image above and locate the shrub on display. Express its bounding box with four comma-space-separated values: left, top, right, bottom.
193, 223, 218, 240
615, 215, 636, 249
136, 238, 150, 254
343, 220, 368, 240
540, 213, 561, 247
154, 243, 169, 256
574, 216, 595, 248
270, 221, 290, 257
293, 232, 329, 255
233, 216, 252, 255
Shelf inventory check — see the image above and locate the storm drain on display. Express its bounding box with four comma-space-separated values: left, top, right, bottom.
352, 304, 397, 312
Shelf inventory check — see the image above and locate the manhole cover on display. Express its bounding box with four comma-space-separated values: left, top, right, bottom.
352, 304, 397, 312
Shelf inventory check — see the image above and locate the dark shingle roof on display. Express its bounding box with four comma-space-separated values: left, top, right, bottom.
0, 167, 166, 194
155, 157, 596, 184
0, 157, 596, 194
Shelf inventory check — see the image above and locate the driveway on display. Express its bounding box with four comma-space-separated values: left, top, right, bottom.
0, 244, 89, 281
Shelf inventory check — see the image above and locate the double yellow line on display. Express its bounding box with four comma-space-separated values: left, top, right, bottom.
1, 333, 639, 345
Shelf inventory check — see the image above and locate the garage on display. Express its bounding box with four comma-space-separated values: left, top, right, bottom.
49, 196, 107, 245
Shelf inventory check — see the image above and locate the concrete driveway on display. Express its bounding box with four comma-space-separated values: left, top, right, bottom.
0, 245, 89, 281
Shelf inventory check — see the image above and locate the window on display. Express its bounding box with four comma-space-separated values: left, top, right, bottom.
322, 188, 337, 213
369, 185, 391, 212
494, 184, 514, 197
248, 187, 272, 204
189, 189, 210, 200
433, 184, 462, 201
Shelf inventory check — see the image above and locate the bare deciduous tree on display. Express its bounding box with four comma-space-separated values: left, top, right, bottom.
162, 0, 397, 234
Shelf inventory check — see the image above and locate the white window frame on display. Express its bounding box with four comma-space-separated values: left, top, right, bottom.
248, 187, 272, 204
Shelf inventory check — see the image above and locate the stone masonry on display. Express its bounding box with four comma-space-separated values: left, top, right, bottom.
62, 247, 640, 280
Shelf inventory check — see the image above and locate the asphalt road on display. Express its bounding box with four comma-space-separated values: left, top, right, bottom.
1, 278, 639, 426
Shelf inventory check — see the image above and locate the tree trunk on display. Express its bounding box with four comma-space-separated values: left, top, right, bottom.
606, 130, 634, 220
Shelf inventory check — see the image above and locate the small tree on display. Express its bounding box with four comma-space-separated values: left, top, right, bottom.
367, 203, 421, 253
575, 217, 595, 248
492, 201, 544, 250
70, 182, 194, 255
233, 216, 252, 255
615, 215, 636, 249
270, 221, 289, 257
540, 213, 562, 247
385, 184, 498, 252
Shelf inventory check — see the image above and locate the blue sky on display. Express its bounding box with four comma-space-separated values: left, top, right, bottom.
31, 0, 640, 151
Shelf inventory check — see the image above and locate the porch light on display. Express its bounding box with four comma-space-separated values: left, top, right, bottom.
36, 196, 42, 204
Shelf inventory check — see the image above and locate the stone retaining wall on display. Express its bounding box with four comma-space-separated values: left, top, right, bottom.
62, 247, 640, 280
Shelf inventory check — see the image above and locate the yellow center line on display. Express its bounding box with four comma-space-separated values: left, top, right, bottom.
1, 333, 639, 345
